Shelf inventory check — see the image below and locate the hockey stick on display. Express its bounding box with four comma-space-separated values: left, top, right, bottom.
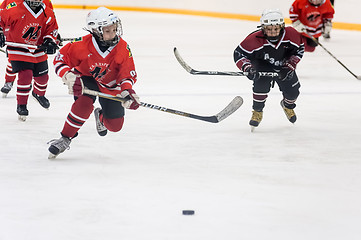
61, 37, 82, 42
5, 41, 39, 53
82, 88, 243, 123
174, 47, 279, 77
306, 34, 361, 80
5, 41, 38, 49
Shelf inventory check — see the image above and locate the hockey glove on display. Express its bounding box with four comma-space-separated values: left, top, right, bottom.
292, 20, 306, 33
41, 38, 58, 54
0, 28, 5, 48
278, 62, 295, 81
243, 64, 260, 81
62, 71, 83, 96
56, 33, 63, 46
322, 20, 332, 39
118, 89, 140, 110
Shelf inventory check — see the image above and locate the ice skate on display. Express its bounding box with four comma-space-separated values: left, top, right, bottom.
32, 91, 50, 109
1, 82, 13, 98
94, 108, 107, 136
48, 136, 71, 159
280, 100, 296, 123
249, 110, 263, 132
17, 105, 28, 122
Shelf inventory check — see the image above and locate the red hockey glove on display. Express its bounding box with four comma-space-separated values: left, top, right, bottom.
278, 62, 295, 81
118, 89, 140, 110
72, 77, 84, 97
62, 71, 83, 96
243, 64, 260, 81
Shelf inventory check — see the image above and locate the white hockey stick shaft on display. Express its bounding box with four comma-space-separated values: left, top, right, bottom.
5, 41, 38, 49
82, 88, 243, 123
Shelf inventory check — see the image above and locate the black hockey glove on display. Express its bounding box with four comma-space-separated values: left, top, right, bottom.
56, 33, 63, 46
0, 28, 5, 48
243, 64, 260, 81
40, 38, 58, 55
278, 63, 295, 81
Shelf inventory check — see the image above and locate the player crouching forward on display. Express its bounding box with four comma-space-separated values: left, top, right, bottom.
48, 7, 140, 159
233, 9, 304, 131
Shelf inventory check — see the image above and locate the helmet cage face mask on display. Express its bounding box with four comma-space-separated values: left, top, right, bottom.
309, 0, 323, 6
92, 21, 123, 47
86, 7, 123, 47
260, 9, 285, 42
24, 0, 43, 8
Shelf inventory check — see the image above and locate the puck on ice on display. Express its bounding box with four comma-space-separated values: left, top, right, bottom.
182, 210, 195, 215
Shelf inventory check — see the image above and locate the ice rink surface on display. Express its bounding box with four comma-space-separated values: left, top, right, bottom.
1, 7, 361, 240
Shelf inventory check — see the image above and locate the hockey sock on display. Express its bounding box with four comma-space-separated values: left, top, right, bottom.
33, 74, 49, 96
5, 60, 16, 83
16, 69, 33, 105
252, 92, 268, 111
61, 95, 94, 138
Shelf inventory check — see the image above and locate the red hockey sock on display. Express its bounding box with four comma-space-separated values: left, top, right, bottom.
61, 95, 94, 138
33, 74, 49, 96
5, 61, 16, 83
16, 69, 33, 105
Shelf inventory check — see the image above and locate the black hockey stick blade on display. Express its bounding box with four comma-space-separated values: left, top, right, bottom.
83, 88, 243, 123
174, 47, 246, 76
173, 47, 279, 77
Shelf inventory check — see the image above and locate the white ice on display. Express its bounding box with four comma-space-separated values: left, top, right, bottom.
1, 7, 361, 240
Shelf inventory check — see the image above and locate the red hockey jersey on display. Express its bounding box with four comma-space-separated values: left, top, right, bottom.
0, 0, 58, 63
289, 0, 334, 38
53, 35, 137, 95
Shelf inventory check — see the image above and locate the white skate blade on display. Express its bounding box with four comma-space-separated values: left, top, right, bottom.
251, 126, 256, 132
2, 92, 8, 98
18, 115, 27, 122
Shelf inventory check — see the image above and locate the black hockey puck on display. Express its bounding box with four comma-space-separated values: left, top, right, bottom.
182, 210, 195, 215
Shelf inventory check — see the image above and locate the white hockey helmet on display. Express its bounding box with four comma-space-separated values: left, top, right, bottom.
24, 0, 43, 8
260, 9, 285, 27
86, 7, 123, 46
260, 9, 285, 42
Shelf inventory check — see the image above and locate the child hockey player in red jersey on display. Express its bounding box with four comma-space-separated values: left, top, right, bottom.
234, 9, 304, 131
0, 0, 59, 120
290, 0, 335, 52
0, 0, 58, 98
48, 7, 140, 159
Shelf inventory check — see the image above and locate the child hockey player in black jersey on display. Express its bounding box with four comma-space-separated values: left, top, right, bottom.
233, 9, 304, 131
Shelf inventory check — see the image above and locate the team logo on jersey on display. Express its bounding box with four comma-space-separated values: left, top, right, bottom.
6, 2, 17, 9
127, 44, 132, 58
89, 63, 110, 81
306, 12, 321, 22
22, 23, 42, 44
